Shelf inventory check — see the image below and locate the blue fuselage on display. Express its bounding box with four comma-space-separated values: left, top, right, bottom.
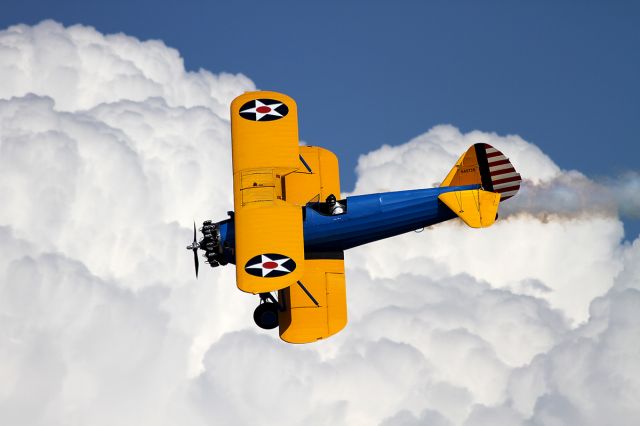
217, 184, 479, 263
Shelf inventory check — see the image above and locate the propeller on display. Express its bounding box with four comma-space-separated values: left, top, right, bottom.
186, 221, 200, 278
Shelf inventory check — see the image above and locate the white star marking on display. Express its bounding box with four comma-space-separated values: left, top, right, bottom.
245, 254, 293, 277
240, 99, 284, 121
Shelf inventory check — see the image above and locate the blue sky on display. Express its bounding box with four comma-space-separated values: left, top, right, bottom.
3, 0, 639, 231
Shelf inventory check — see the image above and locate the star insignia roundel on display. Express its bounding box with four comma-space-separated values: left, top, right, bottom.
239, 99, 289, 122
244, 253, 296, 278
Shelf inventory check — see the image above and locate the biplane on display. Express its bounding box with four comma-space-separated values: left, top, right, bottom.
187, 91, 521, 344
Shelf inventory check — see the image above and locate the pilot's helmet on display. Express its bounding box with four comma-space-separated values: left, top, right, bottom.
326, 194, 337, 205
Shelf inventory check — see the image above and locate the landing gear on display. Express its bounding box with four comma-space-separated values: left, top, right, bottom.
253, 293, 282, 329
253, 302, 279, 329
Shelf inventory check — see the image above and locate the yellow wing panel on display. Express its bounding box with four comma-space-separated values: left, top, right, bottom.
438, 189, 501, 228
231, 91, 304, 293
231, 91, 300, 172
284, 146, 341, 206
234, 203, 304, 293
278, 259, 347, 344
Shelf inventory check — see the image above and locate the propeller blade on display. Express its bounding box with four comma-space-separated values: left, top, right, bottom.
194, 248, 199, 278
193, 221, 197, 243
191, 221, 199, 278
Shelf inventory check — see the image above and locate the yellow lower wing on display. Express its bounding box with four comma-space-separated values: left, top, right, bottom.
284, 146, 341, 206
278, 259, 347, 344
438, 189, 501, 228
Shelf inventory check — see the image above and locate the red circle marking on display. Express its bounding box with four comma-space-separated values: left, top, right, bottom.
256, 106, 272, 113
263, 261, 278, 269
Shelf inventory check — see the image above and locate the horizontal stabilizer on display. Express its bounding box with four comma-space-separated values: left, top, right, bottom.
438, 189, 501, 228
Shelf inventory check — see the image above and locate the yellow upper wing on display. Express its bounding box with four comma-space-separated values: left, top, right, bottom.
231, 91, 304, 294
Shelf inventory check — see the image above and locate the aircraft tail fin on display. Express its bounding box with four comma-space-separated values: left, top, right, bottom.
438, 144, 521, 228
440, 143, 521, 201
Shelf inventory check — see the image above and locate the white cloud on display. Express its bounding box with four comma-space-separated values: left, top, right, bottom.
352, 124, 560, 195
0, 21, 639, 426
0, 20, 252, 116
349, 124, 625, 323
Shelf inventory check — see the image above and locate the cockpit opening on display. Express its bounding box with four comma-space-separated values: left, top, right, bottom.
308, 194, 347, 216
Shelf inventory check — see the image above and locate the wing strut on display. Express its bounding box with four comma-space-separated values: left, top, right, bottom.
296, 280, 320, 306
299, 154, 313, 173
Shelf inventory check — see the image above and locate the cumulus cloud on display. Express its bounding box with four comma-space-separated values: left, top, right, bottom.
0, 21, 638, 426
0, 20, 252, 116
349, 125, 627, 323
352, 124, 561, 195
352, 124, 638, 223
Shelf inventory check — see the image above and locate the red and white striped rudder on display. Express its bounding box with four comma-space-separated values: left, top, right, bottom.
475, 143, 522, 201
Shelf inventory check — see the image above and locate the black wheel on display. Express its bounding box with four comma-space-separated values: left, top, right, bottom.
253, 302, 279, 329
